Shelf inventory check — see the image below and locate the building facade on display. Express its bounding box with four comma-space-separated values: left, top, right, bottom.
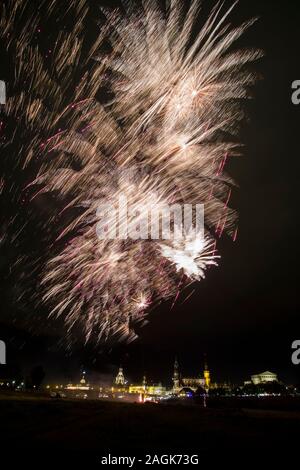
172, 357, 210, 393
251, 371, 278, 385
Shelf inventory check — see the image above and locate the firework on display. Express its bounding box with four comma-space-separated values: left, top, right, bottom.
0, 0, 261, 344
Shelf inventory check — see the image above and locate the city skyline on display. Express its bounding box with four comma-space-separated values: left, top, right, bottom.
0, 0, 299, 386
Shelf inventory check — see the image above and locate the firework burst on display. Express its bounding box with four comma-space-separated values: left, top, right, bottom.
0, 0, 261, 344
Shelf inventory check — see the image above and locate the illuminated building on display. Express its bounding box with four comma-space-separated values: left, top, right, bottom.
203, 356, 211, 390
115, 366, 125, 386
66, 371, 90, 391
111, 366, 127, 394
172, 356, 211, 393
251, 371, 278, 385
128, 384, 166, 395
128, 374, 166, 395
142, 375, 147, 390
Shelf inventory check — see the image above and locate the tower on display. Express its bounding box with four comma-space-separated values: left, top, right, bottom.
172, 357, 180, 392
115, 366, 125, 386
142, 374, 147, 391
203, 355, 210, 390
80, 370, 86, 385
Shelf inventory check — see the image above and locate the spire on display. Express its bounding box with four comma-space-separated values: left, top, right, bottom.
203, 354, 210, 390
80, 370, 86, 384
204, 353, 208, 370
115, 366, 125, 385
173, 356, 180, 392
174, 357, 179, 377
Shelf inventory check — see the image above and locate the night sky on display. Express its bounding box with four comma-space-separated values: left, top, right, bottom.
0, 0, 300, 387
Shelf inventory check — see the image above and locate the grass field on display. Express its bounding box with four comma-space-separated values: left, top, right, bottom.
1, 394, 299, 464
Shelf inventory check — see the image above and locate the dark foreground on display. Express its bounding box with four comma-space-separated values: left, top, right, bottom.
1, 395, 299, 465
